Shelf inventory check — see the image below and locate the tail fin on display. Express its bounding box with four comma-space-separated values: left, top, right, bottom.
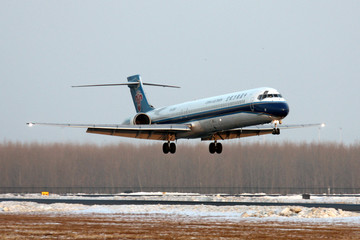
127, 75, 154, 113
72, 74, 179, 113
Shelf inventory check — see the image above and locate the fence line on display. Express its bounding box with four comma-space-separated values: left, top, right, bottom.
1, 187, 359, 195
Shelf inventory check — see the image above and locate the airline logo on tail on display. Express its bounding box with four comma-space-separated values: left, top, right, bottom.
135, 90, 143, 112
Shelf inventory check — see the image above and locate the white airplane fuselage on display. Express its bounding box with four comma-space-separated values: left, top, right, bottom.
124, 87, 289, 140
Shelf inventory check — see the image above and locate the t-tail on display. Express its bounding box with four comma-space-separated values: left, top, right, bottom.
72, 74, 180, 114
127, 75, 154, 113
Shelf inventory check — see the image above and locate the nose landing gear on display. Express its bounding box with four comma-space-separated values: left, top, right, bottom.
209, 141, 223, 154
272, 128, 280, 135
272, 120, 281, 135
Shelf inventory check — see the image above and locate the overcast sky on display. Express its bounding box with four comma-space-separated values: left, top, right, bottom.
1, 0, 359, 145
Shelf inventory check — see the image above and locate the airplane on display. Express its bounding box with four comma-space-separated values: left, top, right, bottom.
27, 74, 323, 154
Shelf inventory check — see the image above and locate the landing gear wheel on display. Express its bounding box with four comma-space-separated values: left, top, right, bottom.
169, 142, 176, 154
209, 142, 223, 154
272, 128, 280, 135
163, 142, 176, 154
209, 142, 216, 154
163, 142, 170, 154
215, 142, 222, 154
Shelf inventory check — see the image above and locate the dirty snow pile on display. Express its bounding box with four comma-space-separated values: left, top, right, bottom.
1, 193, 360, 222
1, 201, 360, 223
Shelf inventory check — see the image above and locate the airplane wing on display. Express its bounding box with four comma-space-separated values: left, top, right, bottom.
201, 123, 324, 141
27, 122, 191, 141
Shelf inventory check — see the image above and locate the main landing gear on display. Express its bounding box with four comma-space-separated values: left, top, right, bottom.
209, 141, 222, 154
163, 141, 176, 154
162, 141, 223, 154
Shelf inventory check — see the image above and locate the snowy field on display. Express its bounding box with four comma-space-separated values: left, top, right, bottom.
1, 192, 360, 224
2, 192, 360, 204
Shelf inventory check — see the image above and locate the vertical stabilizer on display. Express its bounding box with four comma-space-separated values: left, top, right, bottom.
127, 75, 154, 113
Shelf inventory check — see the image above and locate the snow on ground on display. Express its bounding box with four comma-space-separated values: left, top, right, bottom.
1, 193, 360, 223
1, 192, 360, 204
1, 201, 360, 224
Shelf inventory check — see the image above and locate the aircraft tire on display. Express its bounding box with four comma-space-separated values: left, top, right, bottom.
272, 128, 280, 135
209, 143, 216, 154
215, 142, 223, 154
163, 142, 170, 154
169, 142, 176, 154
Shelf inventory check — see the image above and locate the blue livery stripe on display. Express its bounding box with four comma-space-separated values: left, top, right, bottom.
153, 101, 289, 124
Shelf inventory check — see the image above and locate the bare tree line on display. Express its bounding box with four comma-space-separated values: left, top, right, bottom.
0, 141, 359, 194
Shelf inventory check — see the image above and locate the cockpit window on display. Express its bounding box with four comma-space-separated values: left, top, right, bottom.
258, 92, 282, 100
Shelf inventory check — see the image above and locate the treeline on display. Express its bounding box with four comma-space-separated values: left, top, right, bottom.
1, 141, 360, 194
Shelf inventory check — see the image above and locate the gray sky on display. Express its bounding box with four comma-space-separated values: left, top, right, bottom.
1, 0, 359, 145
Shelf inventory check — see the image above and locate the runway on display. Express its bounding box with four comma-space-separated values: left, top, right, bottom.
1, 197, 360, 212
2, 193, 360, 239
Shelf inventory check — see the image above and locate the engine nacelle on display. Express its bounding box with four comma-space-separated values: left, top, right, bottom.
131, 113, 151, 125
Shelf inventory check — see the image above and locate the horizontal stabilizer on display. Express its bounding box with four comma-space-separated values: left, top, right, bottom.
72, 82, 180, 88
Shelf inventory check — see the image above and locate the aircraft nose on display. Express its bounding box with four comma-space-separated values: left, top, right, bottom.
254, 102, 289, 118
279, 102, 289, 118
261, 102, 289, 118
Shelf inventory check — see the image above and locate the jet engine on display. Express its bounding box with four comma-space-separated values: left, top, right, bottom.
131, 113, 151, 125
